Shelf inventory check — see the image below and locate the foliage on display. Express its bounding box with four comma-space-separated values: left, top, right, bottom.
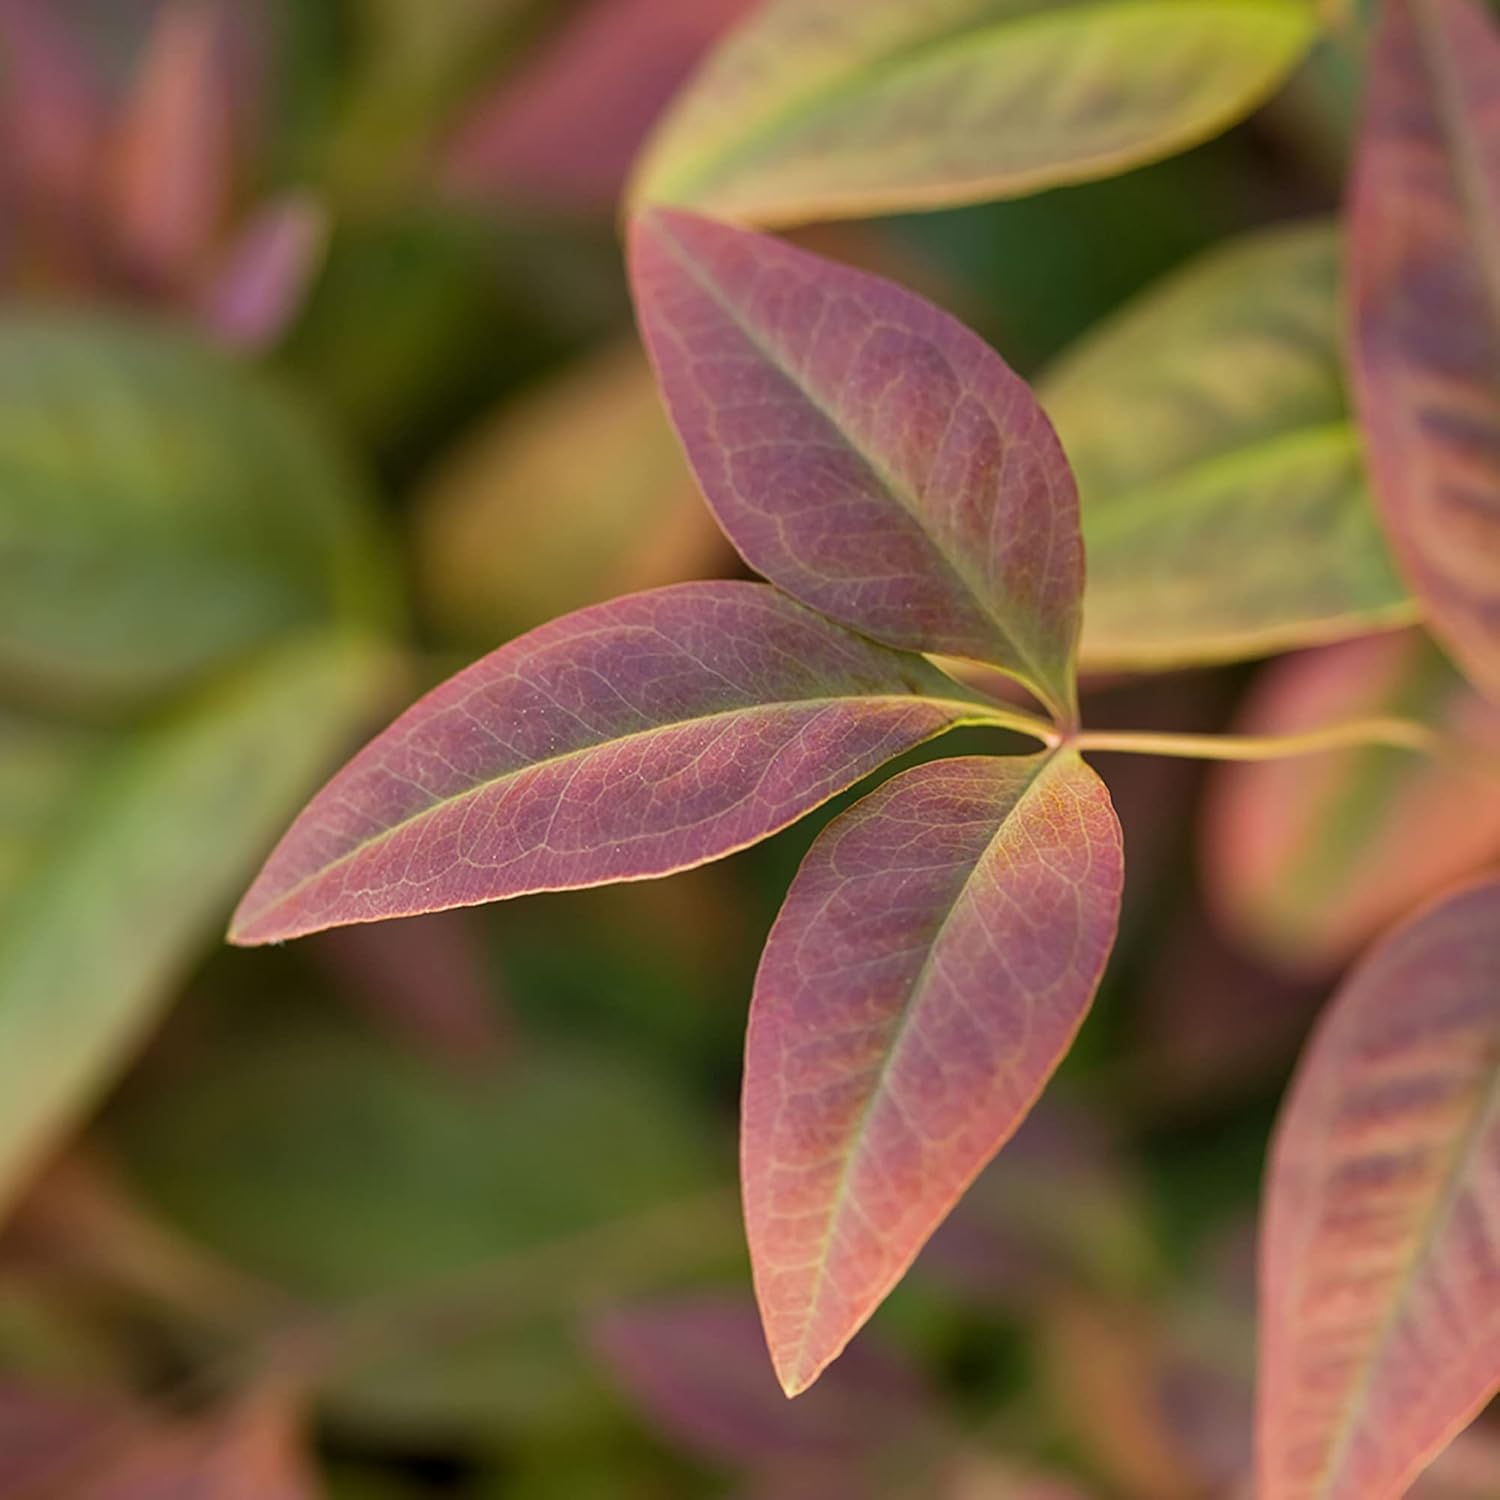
1, 0, 1498, 1496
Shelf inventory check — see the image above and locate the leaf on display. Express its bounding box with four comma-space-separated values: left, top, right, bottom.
0, 633, 393, 1221
591, 1294, 933, 1468
413, 342, 724, 642
196, 193, 330, 353
230, 582, 998, 946
628, 0, 1319, 226
1256, 874, 1500, 1500
1039, 222, 1412, 668
743, 751, 1123, 1395
1203, 631, 1500, 972
629, 208, 1084, 719
440, 0, 756, 212
0, 312, 392, 707
112, 1013, 735, 1435
1349, 0, 1500, 699
0, 1384, 322, 1499
109, 0, 237, 290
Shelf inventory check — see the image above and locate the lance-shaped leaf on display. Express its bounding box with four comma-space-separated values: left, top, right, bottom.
744, 752, 1123, 1395
630, 209, 1083, 719
1203, 631, 1500, 973
0, 634, 392, 1221
1349, 0, 1500, 699
1257, 875, 1500, 1500
1040, 222, 1411, 668
0, 312, 391, 707
230, 583, 1001, 946
628, 0, 1318, 225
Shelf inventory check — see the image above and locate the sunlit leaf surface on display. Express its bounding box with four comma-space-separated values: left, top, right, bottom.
630, 208, 1083, 717
231, 583, 993, 945
1349, 0, 1500, 699
631, 0, 1317, 224
0, 634, 392, 1220
1041, 223, 1411, 667
1257, 875, 1500, 1500
1203, 631, 1500, 972
744, 752, 1122, 1394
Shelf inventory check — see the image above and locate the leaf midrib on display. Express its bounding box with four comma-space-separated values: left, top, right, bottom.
235, 688, 998, 934
1082, 419, 1361, 540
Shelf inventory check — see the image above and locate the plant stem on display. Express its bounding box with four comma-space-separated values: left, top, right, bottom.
1069, 717, 1441, 763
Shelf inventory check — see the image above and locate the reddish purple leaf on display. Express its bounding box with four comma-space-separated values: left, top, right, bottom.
230, 583, 994, 945
1257, 876, 1500, 1500
109, 0, 237, 290
0, 0, 106, 283
441, 0, 755, 212
629, 208, 1083, 722
744, 752, 1122, 1395
592, 1293, 933, 1467
1349, 0, 1500, 699
196, 194, 328, 352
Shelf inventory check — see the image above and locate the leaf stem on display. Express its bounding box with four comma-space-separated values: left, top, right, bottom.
1068, 717, 1441, 763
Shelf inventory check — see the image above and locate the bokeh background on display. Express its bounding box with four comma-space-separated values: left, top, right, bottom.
1, 2, 1497, 1497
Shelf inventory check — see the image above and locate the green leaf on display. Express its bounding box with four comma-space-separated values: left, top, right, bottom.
630, 0, 1319, 225
1040, 222, 1413, 668
0, 312, 393, 708
0, 633, 394, 1220
111, 1012, 737, 1436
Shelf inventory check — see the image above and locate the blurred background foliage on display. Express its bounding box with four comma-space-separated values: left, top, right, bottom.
0, 1, 1497, 1497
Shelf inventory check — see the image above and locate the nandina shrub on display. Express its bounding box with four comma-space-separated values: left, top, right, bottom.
229, 1, 1500, 1493
1, 1, 1497, 1496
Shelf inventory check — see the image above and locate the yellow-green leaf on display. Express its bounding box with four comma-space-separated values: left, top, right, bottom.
0, 633, 394, 1222
1041, 223, 1414, 668
0, 312, 392, 708
630, 0, 1319, 226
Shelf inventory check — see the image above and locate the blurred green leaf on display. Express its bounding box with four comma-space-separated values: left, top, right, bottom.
0, 312, 394, 708
112, 1009, 737, 1437
1040, 223, 1413, 668
0, 632, 395, 1221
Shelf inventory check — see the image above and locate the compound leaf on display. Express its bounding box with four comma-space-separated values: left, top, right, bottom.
231, 582, 997, 945
744, 751, 1123, 1395
1349, 0, 1500, 699
1257, 875, 1500, 1499
629, 0, 1317, 225
630, 208, 1083, 719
